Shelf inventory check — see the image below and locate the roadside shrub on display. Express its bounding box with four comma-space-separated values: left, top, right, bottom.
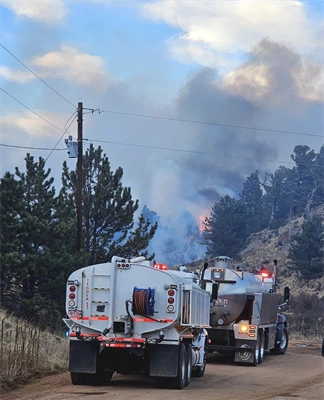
286, 292, 324, 339
0, 308, 68, 390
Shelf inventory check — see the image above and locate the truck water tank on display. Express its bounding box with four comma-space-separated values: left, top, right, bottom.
205, 261, 272, 326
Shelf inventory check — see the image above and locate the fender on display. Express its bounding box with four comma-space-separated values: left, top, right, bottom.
275, 313, 287, 343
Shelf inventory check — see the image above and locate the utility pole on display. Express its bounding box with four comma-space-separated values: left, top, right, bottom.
77, 102, 83, 251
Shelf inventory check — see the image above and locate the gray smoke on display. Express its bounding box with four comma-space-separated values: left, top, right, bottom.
2, 36, 323, 266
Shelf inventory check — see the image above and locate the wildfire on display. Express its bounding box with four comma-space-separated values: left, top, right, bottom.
198, 215, 205, 234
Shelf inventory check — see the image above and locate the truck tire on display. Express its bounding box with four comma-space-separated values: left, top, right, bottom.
155, 343, 187, 389
258, 331, 265, 364
192, 339, 207, 378
71, 372, 85, 385
253, 334, 261, 366
185, 344, 192, 387
171, 342, 186, 389
70, 372, 101, 386
101, 370, 114, 385
270, 326, 289, 355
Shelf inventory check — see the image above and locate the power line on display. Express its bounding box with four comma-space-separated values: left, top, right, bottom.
87, 137, 298, 166
1, 87, 70, 135
1, 44, 322, 140
99, 109, 323, 138
45, 112, 78, 162
0, 43, 75, 108
0, 143, 65, 151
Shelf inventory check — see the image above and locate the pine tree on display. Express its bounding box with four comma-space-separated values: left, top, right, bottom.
240, 170, 270, 234
0, 155, 82, 327
290, 145, 318, 218
59, 144, 157, 264
204, 195, 248, 258
263, 166, 295, 228
13, 155, 57, 313
0, 172, 25, 307
288, 216, 324, 279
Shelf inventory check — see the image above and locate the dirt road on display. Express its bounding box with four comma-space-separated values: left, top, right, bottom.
2, 341, 324, 400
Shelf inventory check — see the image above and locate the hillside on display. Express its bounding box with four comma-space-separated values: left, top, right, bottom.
187, 204, 324, 297
236, 204, 324, 296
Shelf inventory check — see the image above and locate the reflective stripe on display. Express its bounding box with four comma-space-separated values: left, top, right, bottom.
103, 343, 142, 348
132, 318, 173, 323
70, 333, 99, 337
71, 316, 109, 321
98, 337, 145, 343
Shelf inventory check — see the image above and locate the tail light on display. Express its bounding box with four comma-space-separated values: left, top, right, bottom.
166, 287, 176, 312
68, 282, 78, 309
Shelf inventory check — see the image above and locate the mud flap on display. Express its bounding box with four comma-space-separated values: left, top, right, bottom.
275, 324, 284, 345
234, 340, 255, 364
149, 344, 179, 377
69, 340, 99, 373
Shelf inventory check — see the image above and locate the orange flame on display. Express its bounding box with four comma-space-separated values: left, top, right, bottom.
198, 216, 205, 234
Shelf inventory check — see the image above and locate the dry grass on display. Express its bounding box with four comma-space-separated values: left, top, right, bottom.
0, 308, 68, 392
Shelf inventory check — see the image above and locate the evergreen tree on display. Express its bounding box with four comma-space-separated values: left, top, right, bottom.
0, 155, 82, 327
14, 155, 59, 316
204, 195, 248, 258
59, 144, 157, 264
263, 166, 295, 228
288, 216, 324, 279
240, 170, 270, 234
0, 172, 25, 307
290, 145, 318, 218
312, 145, 324, 208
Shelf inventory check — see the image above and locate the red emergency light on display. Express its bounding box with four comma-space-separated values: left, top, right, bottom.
260, 270, 271, 278
154, 263, 168, 270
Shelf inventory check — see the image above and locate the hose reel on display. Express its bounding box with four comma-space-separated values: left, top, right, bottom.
132, 287, 155, 316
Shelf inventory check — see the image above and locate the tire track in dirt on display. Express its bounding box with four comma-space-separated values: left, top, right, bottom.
1, 343, 323, 400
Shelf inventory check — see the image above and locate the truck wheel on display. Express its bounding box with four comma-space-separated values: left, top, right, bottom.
270, 326, 288, 355
71, 372, 85, 385
258, 332, 265, 364
101, 370, 114, 385
71, 372, 101, 386
253, 334, 260, 366
191, 339, 207, 378
170, 342, 186, 389
185, 344, 192, 387
155, 344, 186, 390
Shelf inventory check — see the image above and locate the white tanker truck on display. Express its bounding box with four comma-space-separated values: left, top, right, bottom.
63, 256, 211, 389
198, 256, 290, 365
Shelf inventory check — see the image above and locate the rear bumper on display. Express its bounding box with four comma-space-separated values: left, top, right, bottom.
208, 344, 253, 353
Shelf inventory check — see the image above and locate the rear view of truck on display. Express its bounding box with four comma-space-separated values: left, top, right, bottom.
63, 256, 210, 389
200, 256, 290, 365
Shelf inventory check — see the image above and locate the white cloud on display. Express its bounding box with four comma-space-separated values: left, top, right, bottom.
1, 0, 68, 24
0, 66, 34, 83
2, 110, 73, 138
141, 0, 322, 68
1, 46, 110, 91
32, 46, 109, 91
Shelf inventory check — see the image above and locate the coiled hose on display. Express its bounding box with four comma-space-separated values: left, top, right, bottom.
132, 287, 155, 316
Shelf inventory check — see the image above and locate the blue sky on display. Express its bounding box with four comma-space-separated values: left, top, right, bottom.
1, 0, 323, 263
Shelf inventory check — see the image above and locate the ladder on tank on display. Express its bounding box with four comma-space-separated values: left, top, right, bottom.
88, 266, 115, 333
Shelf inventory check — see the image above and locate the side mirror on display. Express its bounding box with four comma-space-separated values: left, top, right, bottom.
284, 286, 290, 302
